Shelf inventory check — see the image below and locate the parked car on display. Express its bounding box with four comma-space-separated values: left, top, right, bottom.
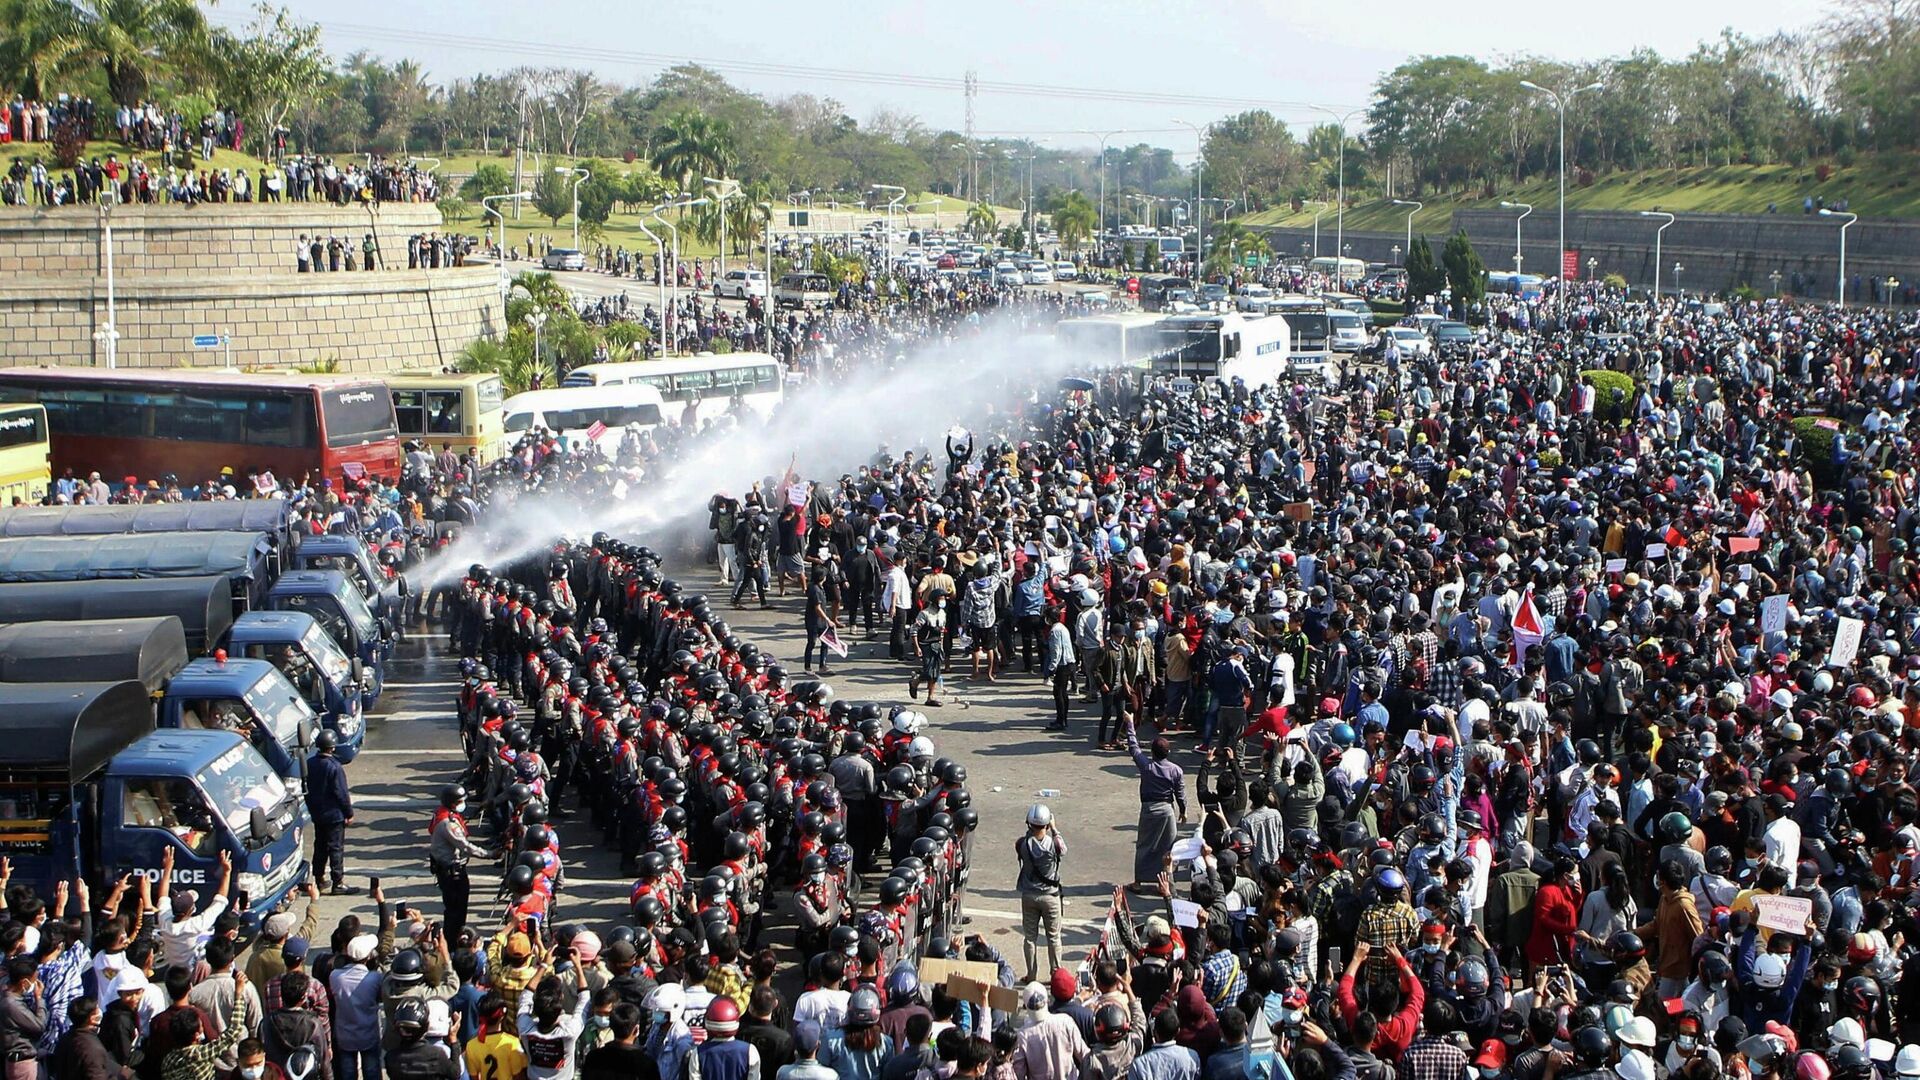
1024, 262, 1054, 285
1432, 320, 1477, 352
1053, 261, 1078, 281
541, 248, 587, 271
994, 261, 1024, 287
1385, 326, 1431, 356
714, 269, 768, 299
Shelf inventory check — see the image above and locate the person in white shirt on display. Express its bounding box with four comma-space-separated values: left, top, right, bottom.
153, 847, 233, 973
518, 948, 591, 1080
792, 962, 852, 1034
1761, 793, 1802, 887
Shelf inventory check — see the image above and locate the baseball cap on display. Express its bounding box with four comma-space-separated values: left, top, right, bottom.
281, 937, 310, 963
794, 1021, 823, 1054
1474, 1040, 1508, 1070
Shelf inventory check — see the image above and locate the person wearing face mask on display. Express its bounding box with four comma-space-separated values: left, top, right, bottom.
1663, 1013, 1721, 1077
235, 1038, 288, 1080
430, 785, 496, 941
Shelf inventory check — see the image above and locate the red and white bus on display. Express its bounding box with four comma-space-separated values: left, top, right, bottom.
0, 368, 401, 487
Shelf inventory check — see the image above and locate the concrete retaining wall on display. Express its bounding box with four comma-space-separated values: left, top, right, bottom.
0, 203, 500, 372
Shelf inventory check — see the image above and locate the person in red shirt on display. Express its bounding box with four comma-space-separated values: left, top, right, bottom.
1336, 942, 1424, 1061
1525, 855, 1583, 970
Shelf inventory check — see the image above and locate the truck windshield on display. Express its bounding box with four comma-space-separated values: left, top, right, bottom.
245, 674, 313, 747
300, 621, 353, 686
333, 580, 380, 640
198, 742, 288, 839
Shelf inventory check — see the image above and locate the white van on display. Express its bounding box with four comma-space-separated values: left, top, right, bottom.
501, 384, 666, 448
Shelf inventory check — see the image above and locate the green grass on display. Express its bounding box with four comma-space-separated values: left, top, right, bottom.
0, 138, 269, 180
1241, 156, 1920, 232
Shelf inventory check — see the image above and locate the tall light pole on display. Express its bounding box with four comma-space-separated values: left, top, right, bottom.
1499, 200, 1533, 273
1306, 200, 1326, 258
1391, 199, 1422, 285
527, 310, 548, 375
94, 189, 119, 370
555, 165, 589, 252
650, 195, 708, 354
482, 190, 532, 320
1638, 210, 1675, 299
1027, 148, 1037, 254
1174, 119, 1207, 276
872, 183, 906, 271
1097, 129, 1128, 265
1520, 79, 1604, 309
704, 175, 740, 276
757, 201, 773, 349
1820, 208, 1859, 306
631, 215, 667, 353
1308, 106, 1366, 266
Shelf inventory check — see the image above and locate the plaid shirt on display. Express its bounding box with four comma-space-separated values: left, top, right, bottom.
1303, 870, 1355, 931
1398, 1035, 1469, 1080
1200, 948, 1245, 1008
36, 943, 91, 1055
1426, 658, 1463, 709
1358, 901, 1420, 978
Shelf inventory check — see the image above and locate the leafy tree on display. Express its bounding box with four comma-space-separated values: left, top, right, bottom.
210, 4, 328, 159
459, 162, 512, 202
531, 168, 572, 228
66, 0, 210, 107
435, 195, 470, 223
1405, 236, 1444, 301
1442, 229, 1488, 304
997, 224, 1024, 250
576, 173, 620, 226
965, 202, 997, 239
650, 110, 734, 193
1050, 190, 1097, 252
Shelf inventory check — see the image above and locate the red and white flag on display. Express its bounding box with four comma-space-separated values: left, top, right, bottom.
1511, 585, 1545, 668
584, 421, 608, 442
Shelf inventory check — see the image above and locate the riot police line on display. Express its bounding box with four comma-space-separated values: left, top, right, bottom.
431, 530, 986, 993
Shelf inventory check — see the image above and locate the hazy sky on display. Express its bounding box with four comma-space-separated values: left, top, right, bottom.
248, 0, 1824, 151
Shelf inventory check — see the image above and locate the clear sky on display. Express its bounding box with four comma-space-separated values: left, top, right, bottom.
244, 0, 1824, 151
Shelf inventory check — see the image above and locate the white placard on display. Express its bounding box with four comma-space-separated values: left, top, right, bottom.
1760, 594, 1790, 635
1829, 616, 1864, 669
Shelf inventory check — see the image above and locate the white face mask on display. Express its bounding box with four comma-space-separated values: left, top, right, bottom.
808, 871, 827, 885
454, 801, 467, 814
241, 1068, 265, 1080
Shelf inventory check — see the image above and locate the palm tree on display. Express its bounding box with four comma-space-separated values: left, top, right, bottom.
458, 335, 552, 396
509, 271, 571, 313
1050, 191, 1097, 253
965, 202, 997, 239
69, 0, 210, 107
0, 0, 82, 100
649, 111, 734, 194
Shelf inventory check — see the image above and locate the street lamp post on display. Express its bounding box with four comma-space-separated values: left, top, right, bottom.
704, 175, 740, 276
555, 166, 589, 252
481, 190, 533, 321
1308, 106, 1366, 266
1499, 200, 1533, 273
1306, 200, 1326, 258
1819, 208, 1859, 306
1638, 211, 1675, 299
757, 201, 773, 348
1520, 78, 1605, 309
872, 183, 906, 272
631, 216, 667, 355
1174, 119, 1207, 277
650, 195, 708, 354
1097, 129, 1128, 265
95, 190, 119, 369
1391, 199, 1423, 283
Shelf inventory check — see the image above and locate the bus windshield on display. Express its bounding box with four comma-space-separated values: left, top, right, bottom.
320, 388, 396, 448
199, 741, 289, 838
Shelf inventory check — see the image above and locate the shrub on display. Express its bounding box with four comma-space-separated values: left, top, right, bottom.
1582, 369, 1636, 421
1603, 273, 1628, 289
1791, 415, 1853, 484
1815, 163, 1833, 182
51, 117, 88, 169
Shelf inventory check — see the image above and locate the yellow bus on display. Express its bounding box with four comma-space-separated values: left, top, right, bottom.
0, 404, 49, 506
385, 372, 507, 464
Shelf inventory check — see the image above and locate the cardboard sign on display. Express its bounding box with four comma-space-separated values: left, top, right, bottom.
1753, 893, 1814, 935
1284, 502, 1313, 522
1728, 536, 1760, 555
945, 974, 1022, 1013
253, 470, 277, 493
1604, 558, 1627, 574
1760, 594, 1790, 635
920, 957, 1001, 988
787, 482, 810, 507
1830, 616, 1864, 669
1644, 543, 1668, 560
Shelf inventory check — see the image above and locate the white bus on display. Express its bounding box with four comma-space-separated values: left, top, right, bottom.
1271, 295, 1334, 382
1150, 312, 1293, 389
1056, 312, 1170, 371
501, 384, 667, 449
560, 352, 786, 424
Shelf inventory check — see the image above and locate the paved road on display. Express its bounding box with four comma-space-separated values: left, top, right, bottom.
303, 551, 1155, 976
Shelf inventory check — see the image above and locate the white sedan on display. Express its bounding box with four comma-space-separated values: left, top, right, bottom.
714, 269, 768, 299
1023, 263, 1054, 285
540, 248, 586, 271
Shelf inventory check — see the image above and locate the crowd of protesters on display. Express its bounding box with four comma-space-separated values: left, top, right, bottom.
17, 233, 1920, 1080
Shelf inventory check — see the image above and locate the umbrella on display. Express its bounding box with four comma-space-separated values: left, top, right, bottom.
1058, 377, 1096, 392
